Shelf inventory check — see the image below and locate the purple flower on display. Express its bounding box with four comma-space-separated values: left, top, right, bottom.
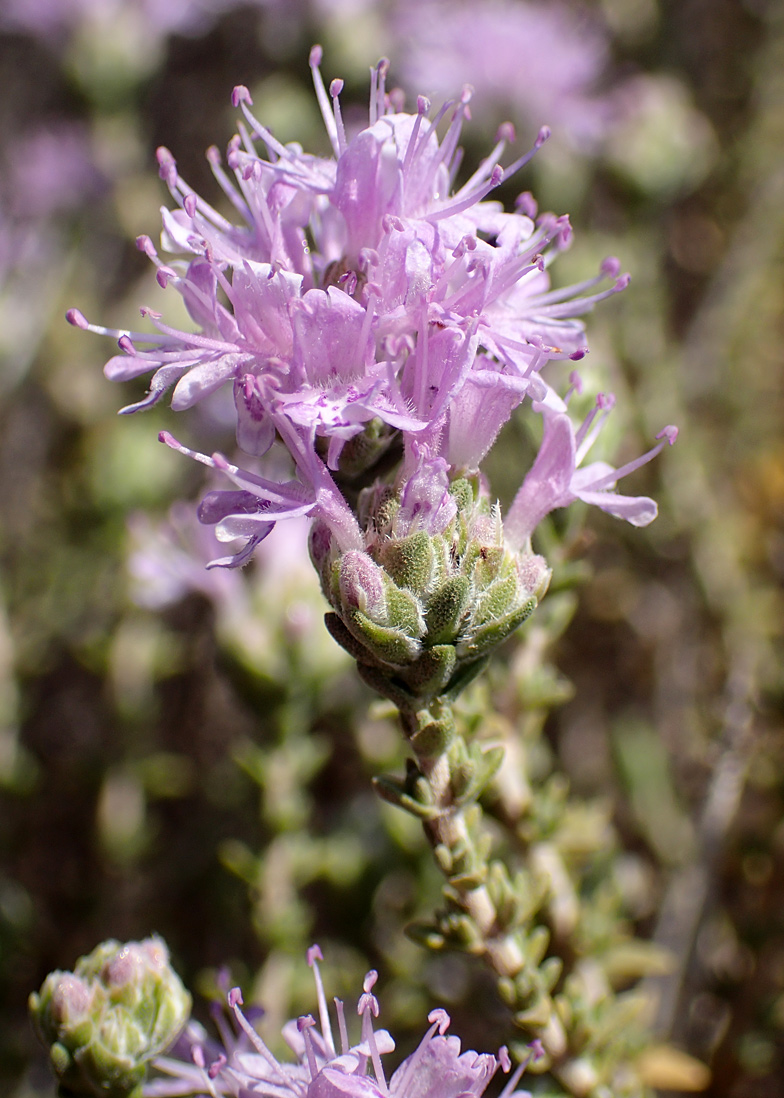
146, 946, 540, 1098
504, 380, 678, 549
1, 123, 106, 393
68, 50, 634, 564
2, 124, 105, 221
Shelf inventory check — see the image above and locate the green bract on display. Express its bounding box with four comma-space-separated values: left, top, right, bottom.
29, 936, 191, 1098
311, 478, 550, 711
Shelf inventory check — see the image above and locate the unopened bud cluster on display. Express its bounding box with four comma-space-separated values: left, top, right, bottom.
310, 477, 550, 710
29, 937, 191, 1098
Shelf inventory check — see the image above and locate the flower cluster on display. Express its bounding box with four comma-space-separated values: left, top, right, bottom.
29, 937, 191, 1098
146, 945, 539, 1098
68, 48, 671, 578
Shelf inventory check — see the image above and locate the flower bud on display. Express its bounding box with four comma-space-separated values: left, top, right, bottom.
30, 936, 191, 1098
339, 551, 388, 621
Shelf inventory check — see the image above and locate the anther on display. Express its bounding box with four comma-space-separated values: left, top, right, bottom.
136, 235, 157, 258
232, 85, 252, 107
208, 1054, 227, 1080
65, 308, 89, 329
427, 1008, 450, 1035
516, 191, 537, 218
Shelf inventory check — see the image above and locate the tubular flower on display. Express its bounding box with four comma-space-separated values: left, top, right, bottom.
505, 379, 679, 549
67, 49, 631, 562
145, 945, 541, 1098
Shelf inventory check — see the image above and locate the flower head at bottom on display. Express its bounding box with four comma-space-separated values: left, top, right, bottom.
148, 945, 540, 1098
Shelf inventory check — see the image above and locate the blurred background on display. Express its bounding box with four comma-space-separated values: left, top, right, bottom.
0, 0, 782, 1095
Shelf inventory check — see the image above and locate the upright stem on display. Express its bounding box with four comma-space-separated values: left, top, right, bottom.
384, 693, 658, 1098
399, 700, 569, 1062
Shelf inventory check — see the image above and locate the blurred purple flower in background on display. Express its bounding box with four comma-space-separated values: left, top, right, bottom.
0, 0, 284, 47
0, 123, 106, 392
331, 0, 616, 150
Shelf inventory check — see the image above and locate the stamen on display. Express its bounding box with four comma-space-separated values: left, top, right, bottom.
564, 370, 584, 404
390, 1011, 449, 1098
156, 146, 236, 233
334, 998, 349, 1055
338, 270, 358, 296
523, 260, 625, 309
375, 58, 390, 122
441, 145, 461, 193
368, 60, 378, 126
137, 309, 240, 355
524, 275, 630, 319
354, 293, 376, 374
309, 46, 340, 158
406, 97, 454, 178
516, 191, 537, 219
358, 982, 387, 1094
65, 308, 169, 346
575, 392, 615, 463
329, 79, 348, 155
206, 145, 252, 222
159, 433, 315, 514
499, 125, 550, 186
297, 1015, 320, 1081
307, 945, 336, 1056
458, 121, 514, 197
415, 306, 429, 416
226, 988, 290, 1083
136, 235, 157, 259
191, 1046, 220, 1098
208, 1054, 227, 1080
423, 86, 472, 196
586, 427, 678, 494
488, 331, 578, 367
498, 1039, 545, 1098
157, 146, 178, 187
209, 1001, 235, 1051
402, 95, 430, 177
235, 100, 291, 163
428, 164, 504, 222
